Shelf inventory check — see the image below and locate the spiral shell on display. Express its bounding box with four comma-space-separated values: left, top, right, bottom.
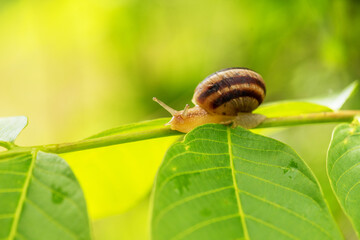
192, 67, 266, 116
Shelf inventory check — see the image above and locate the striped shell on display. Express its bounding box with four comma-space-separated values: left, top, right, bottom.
192, 68, 266, 116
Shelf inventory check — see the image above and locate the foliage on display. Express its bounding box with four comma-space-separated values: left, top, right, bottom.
2, 0, 360, 239
0, 82, 360, 239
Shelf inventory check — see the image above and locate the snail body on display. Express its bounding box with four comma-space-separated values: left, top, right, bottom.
153, 67, 266, 133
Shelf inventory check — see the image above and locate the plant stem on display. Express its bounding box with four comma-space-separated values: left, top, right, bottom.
37, 128, 181, 154
34, 110, 360, 154
0, 141, 14, 150
256, 110, 360, 128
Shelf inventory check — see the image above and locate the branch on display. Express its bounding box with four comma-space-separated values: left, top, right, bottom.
34, 110, 360, 154
256, 110, 360, 128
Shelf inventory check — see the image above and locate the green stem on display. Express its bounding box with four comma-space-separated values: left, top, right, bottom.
37, 128, 181, 154
32, 110, 360, 154
0, 141, 17, 150
256, 110, 360, 128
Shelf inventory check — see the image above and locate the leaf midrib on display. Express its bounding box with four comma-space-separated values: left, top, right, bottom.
227, 128, 249, 240
8, 151, 37, 240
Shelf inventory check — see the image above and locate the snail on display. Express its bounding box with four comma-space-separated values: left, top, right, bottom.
153, 67, 266, 133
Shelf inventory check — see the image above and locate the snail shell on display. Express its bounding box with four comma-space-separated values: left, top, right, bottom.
192, 67, 266, 116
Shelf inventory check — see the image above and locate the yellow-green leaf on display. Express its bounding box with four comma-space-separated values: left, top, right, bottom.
255, 81, 358, 118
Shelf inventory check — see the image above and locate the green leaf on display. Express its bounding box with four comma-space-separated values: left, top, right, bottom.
327, 119, 360, 237
0, 151, 91, 240
254, 81, 358, 118
151, 124, 342, 240
0, 116, 27, 143
254, 102, 332, 118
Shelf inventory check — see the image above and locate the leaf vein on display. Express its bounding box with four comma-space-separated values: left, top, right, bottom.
0, 170, 27, 176
230, 132, 273, 144
185, 138, 228, 146
189, 126, 227, 135
234, 170, 325, 211
234, 156, 316, 185
245, 214, 299, 240
231, 142, 298, 160
8, 151, 36, 240
170, 213, 239, 240
161, 151, 229, 171
228, 128, 250, 239
25, 199, 77, 240
344, 180, 360, 204
157, 167, 231, 195
0, 155, 30, 164
329, 146, 360, 175
153, 185, 234, 228
31, 175, 87, 219
334, 162, 360, 189
0, 188, 22, 193
239, 190, 332, 238
15, 232, 27, 240
34, 165, 75, 182
0, 214, 13, 219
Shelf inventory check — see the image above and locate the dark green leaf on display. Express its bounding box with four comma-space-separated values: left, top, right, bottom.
151, 124, 342, 240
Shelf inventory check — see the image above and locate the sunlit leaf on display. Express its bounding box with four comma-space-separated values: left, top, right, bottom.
254, 102, 332, 118
0, 116, 27, 143
0, 151, 91, 240
255, 81, 358, 118
309, 81, 358, 110
151, 124, 342, 240
327, 118, 360, 237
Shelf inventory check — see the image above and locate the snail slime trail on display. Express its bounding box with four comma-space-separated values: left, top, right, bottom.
153, 67, 267, 133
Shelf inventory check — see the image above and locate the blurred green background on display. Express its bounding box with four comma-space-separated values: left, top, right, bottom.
1, 0, 360, 239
